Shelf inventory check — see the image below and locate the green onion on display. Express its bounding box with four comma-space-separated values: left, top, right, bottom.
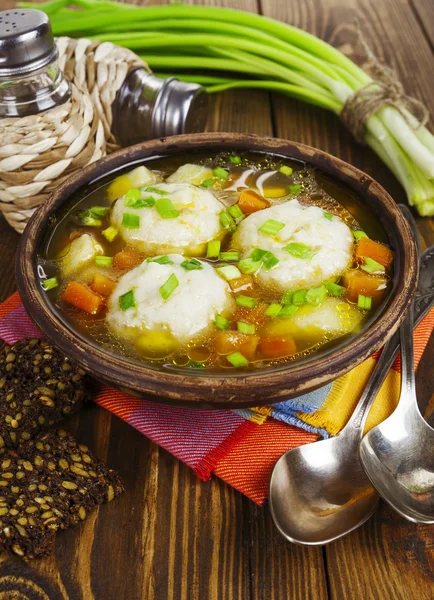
159, 273, 179, 300
201, 179, 214, 188
119, 289, 135, 311
306, 285, 328, 306
236, 295, 257, 308
361, 257, 386, 274
229, 155, 242, 165
155, 198, 179, 219
228, 204, 244, 220
102, 226, 119, 242
187, 360, 205, 368
288, 184, 302, 194
124, 188, 141, 205
324, 280, 345, 297
353, 230, 369, 241
181, 258, 203, 270
95, 256, 113, 268
358, 294, 372, 310
323, 211, 333, 221
146, 186, 169, 195
265, 303, 282, 317
219, 210, 236, 231
250, 248, 267, 261
293, 289, 308, 305
227, 352, 249, 367
130, 197, 155, 208
216, 265, 242, 280
213, 313, 231, 330
147, 256, 174, 265
213, 167, 229, 180
78, 210, 102, 227
42, 277, 58, 291
238, 258, 262, 274
283, 242, 316, 260
279, 165, 293, 176
258, 219, 285, 236
122, 213, 140, 229
206, 240, 221, 258
282, 290, 293, 305
237, 321, 255, 335
220, 251, 240, 262
89, 206, 110, 216
262, 251, 279, 270
279, 304, 298, 318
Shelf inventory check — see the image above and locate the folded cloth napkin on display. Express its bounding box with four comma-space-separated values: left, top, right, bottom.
1, 292, 433, 505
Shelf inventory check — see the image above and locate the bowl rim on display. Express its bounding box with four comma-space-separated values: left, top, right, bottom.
16, 132, 418, 408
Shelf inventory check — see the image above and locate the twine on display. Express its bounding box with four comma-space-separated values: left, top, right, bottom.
340, 22, 429, 143
0, 38, 147, 233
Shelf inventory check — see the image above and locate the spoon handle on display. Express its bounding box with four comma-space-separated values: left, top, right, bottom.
397, 302, 418, 411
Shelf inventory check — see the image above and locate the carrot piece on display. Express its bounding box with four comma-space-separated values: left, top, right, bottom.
214, 331, 259, 360
238, 190, 270, 214
341, 269, 388, 303
92, 273, 116, 297
355, 238, 393, 269
259, 336, 297, 359
113, 248, 142, 271
61, 282, 103, 315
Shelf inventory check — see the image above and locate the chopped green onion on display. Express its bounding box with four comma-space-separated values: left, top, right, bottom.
279, 165, 293, 176
95, 256, 113, 268
122, 213, 140, 229
147, 256, 174, 265
361, 257, 386, 274
237, 321, 255, 335
201, 179, 214, 188
324, 280, 345, 297
293, 289, 308, 305
131, 197, 155, 209
265, 303, 282, 317
283, 242, 316, 260
181, 258, 203, 270
206, 240, 221, 258
155, 198, 179, 219
119, 289, 135, 312
323, 211, 333, 221
42, 277, 58, 291
124, 188, 141, 205
102, 226, 119, 242
229, 155, 242, 165
219, 210, 236, 231
216, 265, 242, 280
228, 204, 244, 220
282, 290, 293, 305
262, 251, 279, 270
358, 294, 372, 310
146, 186, 169, 195
279, 304, 299, 318
288, 184, 302, 194
250, 248, 267, 262
78, 210, 102, 227
353, 230, 369, 241
238, 258, 262, 274
89, 206, 110, 216
159, 273, 179, 300
187, 360, 205, 368
236, 295, 257, 308
227, 352, 249, 367
213, 167, 229, 180
306, 285, 328, 306
213, 314, 230, 330
258, 219, 285, 236
220, 251, 240, 262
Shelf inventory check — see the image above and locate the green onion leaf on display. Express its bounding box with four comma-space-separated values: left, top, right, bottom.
265, 303, 282, 317
278, 304, 299, 318
293, 289, 308, 305
358, 294, 372, 310
155, 198, 179, 219
95, 256, 113, 268
250, 248, 267, 261
353, 230, 369, 241
206, 240, 221, 258
324, 280, 345, 297
159, 273, 179, 300
323, 211, 333, 221
258, 219, 285, 236
236, 295, 257, 308
102, 226, 118, 242
306, 285, 328, 306
42, 277, 58, 291
89, 206, 110, 216
361, 257, 386, 274
238, 258, 262, 274
216, 265, 242, 280
228, 204, 244, 220
119, 289, 135, 312
282, 290, 293, 305
146, 186, 169, 195
131, 197, 155, 209
262, 251, 279, 270
124, 188, 141, 206
213, 167, 229, 180
288, 184, 302, 194
227, 352, 249, 367
122, 213, 140, 229
237, 321, 255, 335
213, 314, 230, 330
78, 210, 102, 227
181, 258, 203, 270
147, 256, 174, 265
229, 155, 242, 165
220, 251, 240, 262
283, 242, 316, 259
219, 210, 236, 232
201, 179, 214, 188
279, 165, 293, 176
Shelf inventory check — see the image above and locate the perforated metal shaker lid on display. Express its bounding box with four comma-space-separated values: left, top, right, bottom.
0, 9, 57, 77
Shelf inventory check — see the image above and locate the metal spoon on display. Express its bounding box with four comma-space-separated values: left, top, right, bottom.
269, 246, 434, 545
360, 246, 434, 523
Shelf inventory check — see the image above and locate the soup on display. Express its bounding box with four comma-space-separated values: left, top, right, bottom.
38, 151, 394, 371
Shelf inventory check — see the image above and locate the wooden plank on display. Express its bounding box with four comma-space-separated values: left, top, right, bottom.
410, 0, 434, 47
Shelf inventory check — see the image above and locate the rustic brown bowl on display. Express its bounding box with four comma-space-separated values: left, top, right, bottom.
16, 133, 418, 408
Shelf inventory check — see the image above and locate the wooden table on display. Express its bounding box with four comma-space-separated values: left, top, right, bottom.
1, 0, 433, 598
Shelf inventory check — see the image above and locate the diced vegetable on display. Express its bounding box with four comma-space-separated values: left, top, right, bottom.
78, 210, 102, 227
323, 211, 333, 221
341, 269, 388, 303
92, 273, 116, 297
124, 188, 141, 205
135, 330, 179, 359
228, 204, 244, 221
130, 197, 155, 209
206, 240, 221, 258
279, 165, 293, 176
229, 155, 242, 165
283, 242, 316, 260
262, 251, 279, 270
355, 237, 393, 269
146, 186, 169, 195
250, 248, 267, 261
293, 289, 308, 305
229, 274, 254, 293
220, 251, 240, 262
219, 210, 236, 231
306, 285, 328, 306
107, 166, 160, 201
95, 256, 113, 268
113, 249, 142, 271
160, 273, 179, 300
122, 213, 140, 229
147, 256, 174, 265
324, 280, 345, 297
216, 265, 242, 281
238, 258, 262, 274
213, 314, 231, 330
288, 184, 302, 194
227, 352, 249, 367
61, 282, 103, 315
102, 226, 119, 242
155, 198, 179, 219
352, 230, 369, 241
119, 289, 135, 311
181, 258, 203, 270
282, 290, 293, 305
42, 277, 58, 291
259, 336, 296, 359
265, 303, 282, 317
357, 294, 373, 310
236, 295, 257, 308
238, 190, 269, 214
201, 179, 214, 188
166, 164, 213, 185
213, 167, 229, 180
258, 219, 285, 236
360, 257, 386, 275
214, 331, 259, 360
237, 321, 255, 335
89, 206, 110, 217
279, 305, 298, 318
60, 233, 102, 277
